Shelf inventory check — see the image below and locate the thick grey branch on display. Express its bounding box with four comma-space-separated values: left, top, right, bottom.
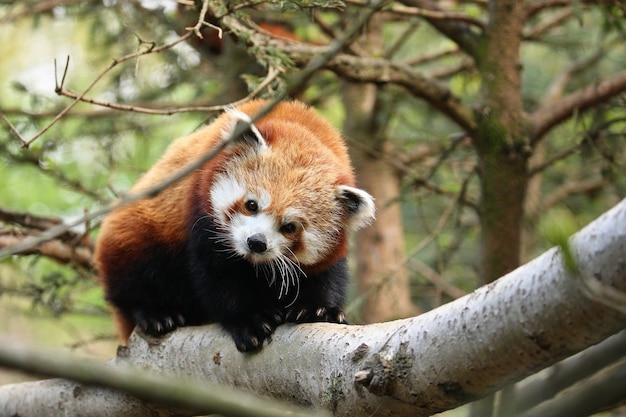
2, 198, 625, 416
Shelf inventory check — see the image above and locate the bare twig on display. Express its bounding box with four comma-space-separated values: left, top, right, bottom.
541, 177, 608, 212
0, 0, 89, 24
524, 7, 573, 40
1, 31, 193, 148
55, 67, 282, 115
395, 0, 482, 57
529, 142, 582, 176
0, 141, 108, 203
0, 113, 27, 143
0, 234, 93, 268
531, 70, 626, 142
185, 0, 221, 40
383, 1, 486, 30
0, 208, 64, 232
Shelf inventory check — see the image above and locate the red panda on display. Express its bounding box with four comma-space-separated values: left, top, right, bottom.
94, 100, 375, 352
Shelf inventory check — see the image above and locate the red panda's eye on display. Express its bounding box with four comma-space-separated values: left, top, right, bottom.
280, 223, 297, 234
245, 200, 259, 214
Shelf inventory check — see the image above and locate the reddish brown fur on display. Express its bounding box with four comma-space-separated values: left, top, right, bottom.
95, 100, 358, 341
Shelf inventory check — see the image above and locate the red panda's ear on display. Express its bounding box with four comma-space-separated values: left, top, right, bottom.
221, 108, 268, 152
336, 185, 376, 231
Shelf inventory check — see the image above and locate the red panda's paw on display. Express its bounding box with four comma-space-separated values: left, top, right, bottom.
225, 309, 284, 353
285, 306, 348, 325
133, 310, 187, 338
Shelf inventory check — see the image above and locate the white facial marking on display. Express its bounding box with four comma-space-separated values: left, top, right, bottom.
221, 108, 268, 151
230, 212, 287, 261
298, 228, 329, 265
336, 185, 376, 231
210, 174, 246, 224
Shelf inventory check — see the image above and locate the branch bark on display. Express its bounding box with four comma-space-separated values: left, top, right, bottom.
2, 198, 626, 417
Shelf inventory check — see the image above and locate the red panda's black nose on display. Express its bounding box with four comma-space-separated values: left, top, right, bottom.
247, 234, 267, 253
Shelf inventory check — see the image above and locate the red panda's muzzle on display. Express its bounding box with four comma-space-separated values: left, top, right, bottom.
247, 233, 267, 253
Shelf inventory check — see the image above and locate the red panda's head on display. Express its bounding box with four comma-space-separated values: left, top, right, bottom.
205, 108, 375, 273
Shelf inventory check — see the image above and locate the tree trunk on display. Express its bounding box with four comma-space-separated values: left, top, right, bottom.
342, 82, 416, 323
471, 2, 530, 415
474, 0, 528, 285
339, 12, 416, 323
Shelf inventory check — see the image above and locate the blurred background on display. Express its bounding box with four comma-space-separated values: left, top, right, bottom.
0, 1, 625, 416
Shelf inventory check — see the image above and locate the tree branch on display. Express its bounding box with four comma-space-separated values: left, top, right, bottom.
511, 330, 626, 415
0, 234, 93, 268
530, 70, 626, 142
54, 67, 282, 116
2, 197, 626, 416
0, 340, 326, 417
220, 12, 478, 133
396, 0, 483, 58
0, 27, 197, 148
516, 359, 626, 417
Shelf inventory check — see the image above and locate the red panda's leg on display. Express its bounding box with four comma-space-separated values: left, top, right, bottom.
112, 308, 135, 343
284, 258, 350, 325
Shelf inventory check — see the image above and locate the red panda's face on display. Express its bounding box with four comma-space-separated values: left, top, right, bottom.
206, 109, 375, 273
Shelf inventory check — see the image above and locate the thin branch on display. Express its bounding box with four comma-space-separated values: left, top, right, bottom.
525, 0, 577, 18
55, 67, 282, 116
408, 256, 467, 299
382, 1, 486, 30
0, 141, 108, 203
511, 330, 626, 415
540, 39, 617, 104
0, 0, 90, 24
185, 0, 222, 40
0, 208, 64, 232
529, 142, 582, 176
540, 177, 608, 213
0, 113, 27, 143
1, 31, 193, 148
395, 0, 482, 58
399, 47, 460, 66
0, 208, 94, 268
515, 360, 626, 417
0, 234, 93, 268
524, 7, 573, 40
530, 70, 626, 142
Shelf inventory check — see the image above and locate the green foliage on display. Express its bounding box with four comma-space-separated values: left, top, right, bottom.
538, 207, 579, 272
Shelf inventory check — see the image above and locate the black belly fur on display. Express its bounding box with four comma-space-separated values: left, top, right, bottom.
106, 214, 349, 352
